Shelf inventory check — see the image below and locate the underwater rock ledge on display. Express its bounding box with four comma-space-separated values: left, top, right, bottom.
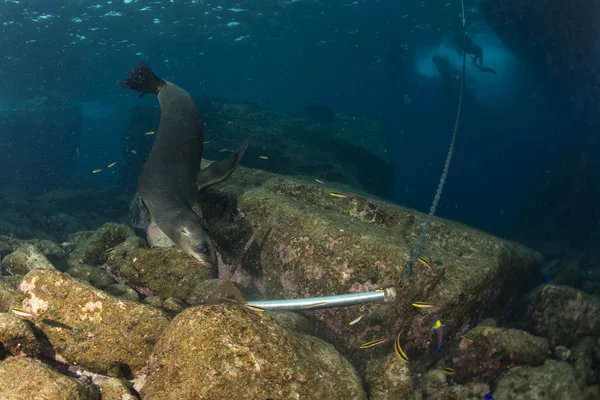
194, 162, 542, 372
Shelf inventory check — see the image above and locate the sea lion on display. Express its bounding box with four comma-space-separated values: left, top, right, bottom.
117, 61, 247, 269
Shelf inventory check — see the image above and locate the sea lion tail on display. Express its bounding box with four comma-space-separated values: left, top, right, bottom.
117, 61, 165, 98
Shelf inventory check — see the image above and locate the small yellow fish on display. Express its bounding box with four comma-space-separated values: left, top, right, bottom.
219, 148, 231, 153
348, 314, 364, 326
258, 156, 268, 160
131, 150, 137, 154
227, 121, 233, 124
315, 179, 325, 184
443, 367, 455, 375
394, 333, 409, 362
104, 248, 114, 254
417, 256, 435, 272
203, 141, 210, 144
92, 169, 102, 174
412, 302, 435, 309
244, 304, 265, 312
460, 335, 473, 343
330, 192, 348, 199
144, 131, 155, 135
11, 308, 36, 319
107, 162, 117, 168
360, 338, 390, 349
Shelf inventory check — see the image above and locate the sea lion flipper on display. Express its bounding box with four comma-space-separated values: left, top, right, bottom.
197, 139, 248, 191
117, 61, 165, 97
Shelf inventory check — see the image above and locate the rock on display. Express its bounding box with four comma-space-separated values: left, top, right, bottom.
0, 236, 66, 269
107, 245, 216, 300
18, 269, 170, 374
25, 238, 66, 267
67, 223, 138, 269
0, 218, 34, 239
1, 244, 55, 276
186, 278, 225, 305
90, 269, 116, 289
104, 284, 140, 302
583, 385, 600, 400
479, 318, 497, 327
526, 285, 600, 347
90, 376, 138, 400
194, 164, 542, 371
494, 360, 582, 399
140, 305, 366, 399
449, 325, 548, 384
553, 345, 571, 361
67, 264, 103, 283
0, 357, 100, 399
0, 312, 40, 357
269, 311, 314, 335
572, 336, 596, 389
426, 382, 491, 400
0, 276, 24, 312
365, 352, 414, 400
162, 297, 187, 314
143, 296, 164, 308
420, 369, 447, 397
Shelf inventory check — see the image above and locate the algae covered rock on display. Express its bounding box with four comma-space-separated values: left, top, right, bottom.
106, 245, 216, 299
420, 369, 448, 397
448, 325, 548, 384
18, 269, 170, 374
426, 382, 491, 400
67, 222, 137, 269
0, 236, 65, 269
0, 357, 101, 399
365, 352, 414, 400
0, 276, 23, 312
494, 359, 582, 399
90, 376, 138, 400
527, 285, 600, 347
571, 336, 596, 390
141, 305, 366, 400
1, 243, 55, 276
196, 164, 542, 371
0, 312, 40, 357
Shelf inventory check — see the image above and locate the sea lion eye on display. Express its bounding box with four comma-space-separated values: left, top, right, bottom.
196, 244, 208, 253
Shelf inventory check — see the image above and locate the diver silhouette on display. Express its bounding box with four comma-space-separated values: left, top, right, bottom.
452, 32, 497, 75
452, 32, 483, 65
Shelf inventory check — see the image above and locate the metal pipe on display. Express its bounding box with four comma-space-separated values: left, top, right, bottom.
246, 286, 397, 311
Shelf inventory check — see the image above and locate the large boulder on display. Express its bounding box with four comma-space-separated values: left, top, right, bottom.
18, 269, 170, 374
0, 312, 40, 358
1, 243, 56, 276
448, 325, 549, 384
0, 357, 100, 399
192, 163, 541, 372
140, 305, 366, 399
526, 285, 600, 347
494, 359, 582, 400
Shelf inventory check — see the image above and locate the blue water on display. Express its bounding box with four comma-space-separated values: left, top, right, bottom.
0, 0, 597, 250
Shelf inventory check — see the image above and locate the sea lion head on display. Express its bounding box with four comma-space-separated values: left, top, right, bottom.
175, 221, 218, 268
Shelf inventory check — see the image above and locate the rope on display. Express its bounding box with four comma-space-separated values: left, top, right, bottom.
402, 37, 467, 281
